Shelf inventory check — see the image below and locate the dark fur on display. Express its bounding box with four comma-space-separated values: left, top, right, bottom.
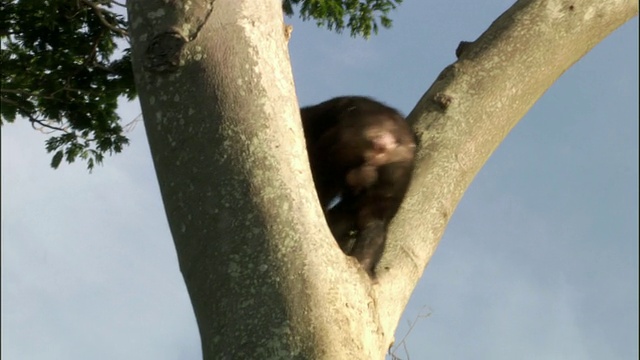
301, 96, 416, 277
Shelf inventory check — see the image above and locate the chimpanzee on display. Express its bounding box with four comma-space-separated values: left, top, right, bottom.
300, 96, 416, 278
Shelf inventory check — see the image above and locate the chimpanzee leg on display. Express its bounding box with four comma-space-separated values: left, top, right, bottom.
325, 199, 357, 253
349, 218, 387, 278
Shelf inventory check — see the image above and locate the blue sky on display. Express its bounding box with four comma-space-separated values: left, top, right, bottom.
2, 2, 638, 359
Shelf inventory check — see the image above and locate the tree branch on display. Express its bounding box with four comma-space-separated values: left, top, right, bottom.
1, 96, 70, 133
81, 0, 129, 38
376, 0, 638, 345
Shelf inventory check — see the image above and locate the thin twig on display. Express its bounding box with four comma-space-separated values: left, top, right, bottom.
0, 88, 57, 100
390, 306, 432, 359
123, 113, 143, 133
1, 97, 69, 133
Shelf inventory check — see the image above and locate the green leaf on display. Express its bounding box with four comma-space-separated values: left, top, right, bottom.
51, 150, 64, 169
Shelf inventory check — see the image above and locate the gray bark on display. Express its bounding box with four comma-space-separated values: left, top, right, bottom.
127, 0, 637, 358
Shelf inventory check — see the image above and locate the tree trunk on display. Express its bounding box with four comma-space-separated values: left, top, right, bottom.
127, 0, 637, 358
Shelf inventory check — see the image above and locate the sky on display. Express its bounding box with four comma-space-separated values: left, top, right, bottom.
2, 2, 638, 360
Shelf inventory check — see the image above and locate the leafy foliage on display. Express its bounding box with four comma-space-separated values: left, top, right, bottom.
1, 0, 133, 171
283, 0, 402, 38
1, 0, 401, 170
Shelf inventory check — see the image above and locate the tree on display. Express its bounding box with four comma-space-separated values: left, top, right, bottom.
2, 0, 637, 358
